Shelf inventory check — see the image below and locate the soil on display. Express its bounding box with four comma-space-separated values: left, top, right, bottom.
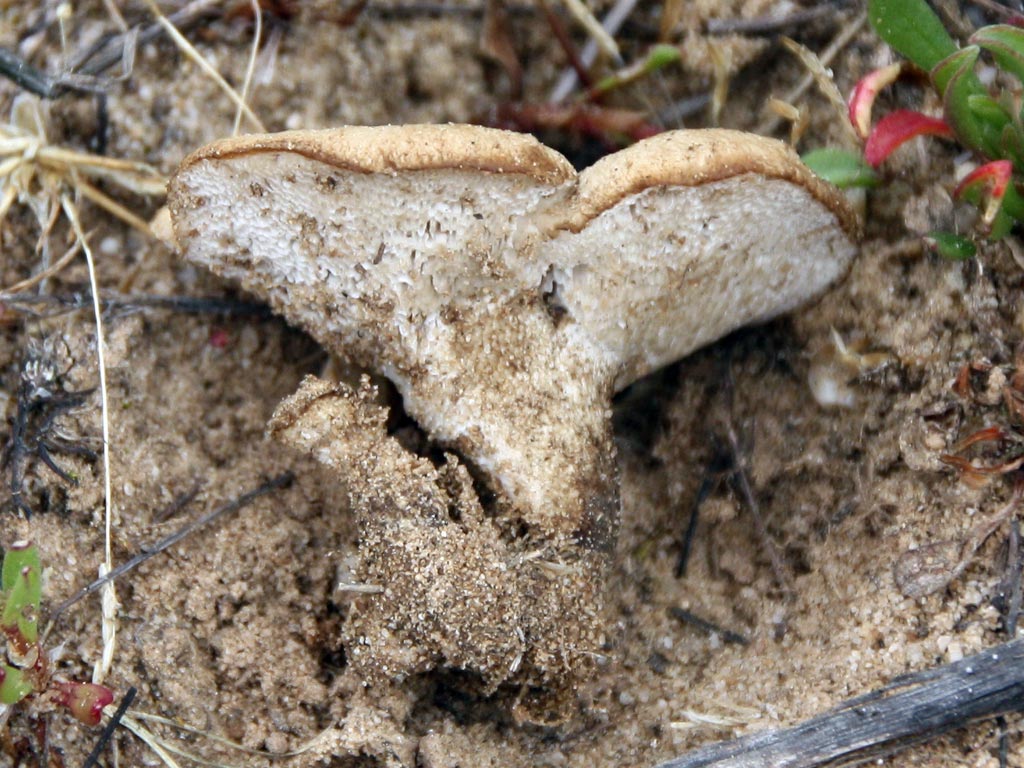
1, 1, 1023, 767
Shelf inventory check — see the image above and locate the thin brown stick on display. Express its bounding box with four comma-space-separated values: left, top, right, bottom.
537, 0, 593, 89
668, 606, 748, 645
0, 237, 83, 295
719, 393, 792, 592
46, 472, 292, 625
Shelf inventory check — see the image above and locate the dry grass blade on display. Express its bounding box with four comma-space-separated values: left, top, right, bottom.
140, 0, 265, 133
0, 96, 166, 248
756, 11, 866, 139
60, 192, 118, 685
550, 0, 639, 101
116, 715, 183, 768
778, 36, 859, 146
0, 237, 82, 295
128, 710, 328, 759
560, 0, 621, 62
232, 0, 263, 136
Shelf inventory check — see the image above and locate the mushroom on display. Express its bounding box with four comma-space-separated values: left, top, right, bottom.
168, 124, 857, 698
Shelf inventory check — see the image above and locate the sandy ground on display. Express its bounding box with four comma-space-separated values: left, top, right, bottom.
2, 1, 1023, 766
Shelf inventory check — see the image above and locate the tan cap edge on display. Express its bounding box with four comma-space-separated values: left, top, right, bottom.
174, 124, 577, 187
572, 128, 861, 239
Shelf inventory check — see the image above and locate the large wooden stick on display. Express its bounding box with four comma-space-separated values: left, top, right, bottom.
655, 637, 1024, 768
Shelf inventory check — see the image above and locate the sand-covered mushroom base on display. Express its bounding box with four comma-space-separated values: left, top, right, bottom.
269, 375, 609, 722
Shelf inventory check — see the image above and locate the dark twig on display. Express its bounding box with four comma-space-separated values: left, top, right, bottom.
0, 46, 63, 98
654, 637, 1024, 768
0, 0, 218, 98
674, 473, 714, 578
4, 344, 95, 517
82, 686, 137, 768
0, 291, 273, 319
720, 368, 792, 593
0, 30, 134, 98
1003, 518, 1023, 635
536, 0, 593, 89
705, 5, 843, 35
152, 482, 202, 524
72, 0, 219, 78
668, 606, 748, 645
675, 439, 730, 578
363, 1, 536, 19
92, 91, 109, 155
48, 472, 292, 623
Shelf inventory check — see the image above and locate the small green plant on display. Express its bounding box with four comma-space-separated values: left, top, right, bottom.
850, 0, 1024, 259
1, 541, 113, 726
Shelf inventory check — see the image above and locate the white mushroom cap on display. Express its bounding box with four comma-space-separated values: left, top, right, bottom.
169, 124, 857, 551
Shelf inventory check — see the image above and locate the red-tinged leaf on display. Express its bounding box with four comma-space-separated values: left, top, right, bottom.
848, 63, 903, 139
864, 109, 953, 166
954, 159, 1014, 230
949, 425, 1008, 453
955, 160, 1013, 199
55, 681, 115, 726
940, 453, 1024, 488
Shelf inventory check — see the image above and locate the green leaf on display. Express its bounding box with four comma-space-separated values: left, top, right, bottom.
589, 44, 681, 97
801, 147, 879, 188
1000, 123, 1024, 169
1, 542, 40, 644
934, 47, 1002, 156
868, 0, 958, 71
0, 664, 33, 705
988, 207, 1013, 239
1001, 180, 1024, 220
972, 25, 1024, 87
645, 43, 681, 71
932, 46, 981, 96
925, 231, 977, 260
966, 93, 1011, 130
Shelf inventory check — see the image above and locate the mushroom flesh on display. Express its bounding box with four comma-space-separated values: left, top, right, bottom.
168, 124, 857, 700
